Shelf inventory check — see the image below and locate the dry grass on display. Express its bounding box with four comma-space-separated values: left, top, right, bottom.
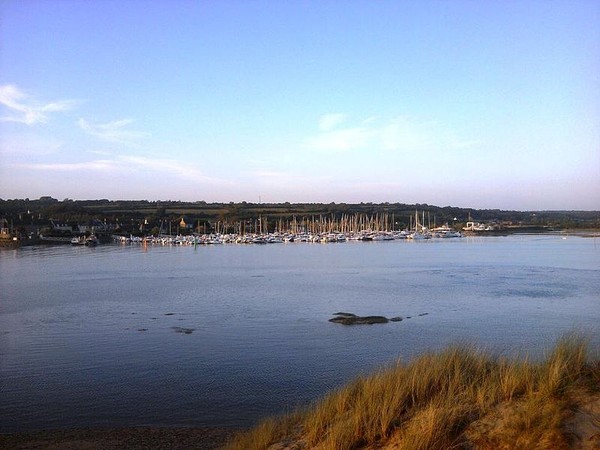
222, 334, 599, 450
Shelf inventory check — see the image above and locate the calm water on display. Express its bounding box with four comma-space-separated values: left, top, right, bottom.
1, 235, 599, 432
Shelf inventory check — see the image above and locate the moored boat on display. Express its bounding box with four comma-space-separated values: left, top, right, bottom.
71, 236, 86, 245
85, 234, 98, 246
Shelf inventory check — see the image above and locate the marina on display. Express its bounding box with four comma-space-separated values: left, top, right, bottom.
110, 211, 466, 245
111, 229, 459, 246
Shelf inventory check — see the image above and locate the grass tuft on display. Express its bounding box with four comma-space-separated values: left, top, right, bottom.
222, 334, 597, 450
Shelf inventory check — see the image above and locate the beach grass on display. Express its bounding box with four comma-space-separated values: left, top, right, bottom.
223, 334, 599, 449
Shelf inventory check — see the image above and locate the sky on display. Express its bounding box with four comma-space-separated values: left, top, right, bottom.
1, 0, 599, 210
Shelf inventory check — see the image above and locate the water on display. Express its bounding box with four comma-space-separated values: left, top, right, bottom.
1, 235, 599, 432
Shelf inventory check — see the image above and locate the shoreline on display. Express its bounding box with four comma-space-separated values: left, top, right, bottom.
0, 427, 238, 450
3, 336, 599, 450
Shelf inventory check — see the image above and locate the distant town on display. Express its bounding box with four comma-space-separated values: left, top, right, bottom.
1, 197, 599, 247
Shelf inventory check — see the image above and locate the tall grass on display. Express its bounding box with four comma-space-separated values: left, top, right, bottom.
223, 334, 598, 450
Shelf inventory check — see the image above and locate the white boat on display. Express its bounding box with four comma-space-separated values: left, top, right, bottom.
407, 211, 431, 240
432, 225, 463, 238
71, 236, 86, 245
408, 231, 430, 240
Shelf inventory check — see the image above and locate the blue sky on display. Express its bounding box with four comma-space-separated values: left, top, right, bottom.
1, 0, 598, 210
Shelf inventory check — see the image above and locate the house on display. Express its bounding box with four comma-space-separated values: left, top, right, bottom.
179, 216, 195, 231
50, 220, 73, 232
78, 219, 110, 234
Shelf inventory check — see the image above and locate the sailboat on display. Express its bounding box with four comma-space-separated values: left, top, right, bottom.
407, 210, 430, 240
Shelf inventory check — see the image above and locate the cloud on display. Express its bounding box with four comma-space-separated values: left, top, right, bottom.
9, 154, 225, 184
117, 155, 212, 181
87, 149, 114, 156
448, 138, 481, 149
10, 160, 118, 172
379, 117, 433, 151
306, 113, 374, 152
318, 113, 348, 131
0, 84, 77, 125
305, 126, 375, 152
78, 118, 150, 144
306, 114, 480, 153
0, 134, 64, 156
251, 170, 333, 184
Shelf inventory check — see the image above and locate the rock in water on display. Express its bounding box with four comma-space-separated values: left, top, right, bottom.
332, 312, 358, 318
329, 314, 389, 325
172, 326, 195, 334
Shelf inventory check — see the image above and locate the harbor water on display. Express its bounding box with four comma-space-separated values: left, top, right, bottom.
1, 234, 599, 432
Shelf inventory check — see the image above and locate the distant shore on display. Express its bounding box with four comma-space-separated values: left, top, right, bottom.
3, 197, 598, 247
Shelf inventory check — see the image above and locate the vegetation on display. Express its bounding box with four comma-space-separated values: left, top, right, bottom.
223, 334, 599, 450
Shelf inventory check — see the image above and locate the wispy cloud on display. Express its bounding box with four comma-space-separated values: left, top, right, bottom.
448, 138, 481, 149
379, 117, 433, 151
305, 126, 375, 152
87, 149, 114, 156
318, 113, 348, 132
78, 118, 150, 144
0, 84, 78, 125
10, 160, 118, 172
251, 170, 333, 184
306, 114, 376, 152
0, 134, 64, 156
306, 114, 480, 153
117, 155, 212, 181
9, 154, 224, 184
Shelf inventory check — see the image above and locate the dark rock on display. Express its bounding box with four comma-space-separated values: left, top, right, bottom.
172, 326, 194, 334
418, 313, 429, 316
390, 316, 403, 322
333, 312, 357, 317
329, 314, 389, 325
